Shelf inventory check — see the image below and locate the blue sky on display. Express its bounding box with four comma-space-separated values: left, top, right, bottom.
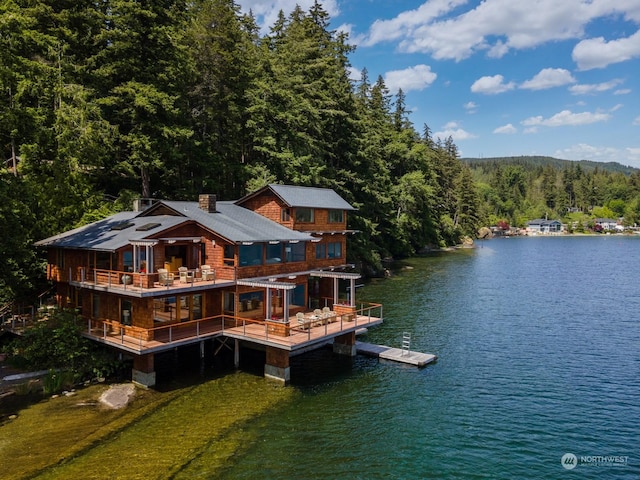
237, 0, 640, 168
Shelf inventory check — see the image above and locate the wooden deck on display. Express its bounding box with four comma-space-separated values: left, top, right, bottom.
71, 275, 234, 298
83, 308, 383, 355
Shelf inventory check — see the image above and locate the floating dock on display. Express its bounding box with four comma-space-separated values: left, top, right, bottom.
356, 341, 437, 367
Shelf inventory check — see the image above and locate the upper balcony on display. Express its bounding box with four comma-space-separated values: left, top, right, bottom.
66, 266, 235, 297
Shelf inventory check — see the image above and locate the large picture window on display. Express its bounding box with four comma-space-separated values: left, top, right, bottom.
328, 242, 342, 259
239, 291, 264, 313
295, 208, 314, 223
328, 209, 344, 223
266, 243, 283, 264
290, 284, 305, 308
286, 242, 306, 262
239, 243, 263, 266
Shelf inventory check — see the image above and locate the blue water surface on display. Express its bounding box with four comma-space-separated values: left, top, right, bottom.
221, 236, 640, 479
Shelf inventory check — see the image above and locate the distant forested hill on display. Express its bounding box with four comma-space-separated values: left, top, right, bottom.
461, 156, 638, 175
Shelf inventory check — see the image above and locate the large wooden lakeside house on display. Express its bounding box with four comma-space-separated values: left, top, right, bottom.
35, 185, 383, 386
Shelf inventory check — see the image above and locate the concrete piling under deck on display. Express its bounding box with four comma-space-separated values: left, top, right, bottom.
264, 346, 290, 384
132, 353, 156, 388
333, 331, 357, 357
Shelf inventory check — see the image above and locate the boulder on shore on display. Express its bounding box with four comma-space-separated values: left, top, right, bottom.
99, 383, 136, 409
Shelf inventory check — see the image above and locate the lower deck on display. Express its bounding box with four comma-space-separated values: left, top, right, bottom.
82, 304, 383, 355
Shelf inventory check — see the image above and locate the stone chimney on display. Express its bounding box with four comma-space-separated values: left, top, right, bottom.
199, 194, 217, 213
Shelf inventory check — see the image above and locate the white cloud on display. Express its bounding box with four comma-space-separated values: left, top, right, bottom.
358, 0, 640, 61
347, 66, 362, 82
464, 101, 478, 113
471, 75, 515, 94
554, 143, 640, 167
494, 123, 517, 134
434, 121, 477, 141
360, 0, 467, 47
569, 79, 624, 95
614, 89, 632, 95
609, 104, 623, 112
237, 0, 339, 32
384, 64, 437, 93
634, 116, 640, 126
573, 30, 640, 70
522, 109, 611, 127
519, 68, 576, 90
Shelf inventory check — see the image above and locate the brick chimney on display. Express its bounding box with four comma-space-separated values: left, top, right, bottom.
199, 194, 217, 213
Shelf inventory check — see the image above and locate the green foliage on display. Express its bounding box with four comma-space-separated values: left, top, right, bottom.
468, 156, 639, 227
0, 0, 485, 296
4, 310, 123, 381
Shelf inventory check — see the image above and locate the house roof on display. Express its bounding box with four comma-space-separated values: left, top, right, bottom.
36, 198, 317, 252
34, 213, 189, 252
527, 219, 562, 225
157, 200, 315, 244
237, 184, 356, 211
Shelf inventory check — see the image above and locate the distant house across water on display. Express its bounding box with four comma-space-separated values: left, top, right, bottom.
526, 219, 563, 235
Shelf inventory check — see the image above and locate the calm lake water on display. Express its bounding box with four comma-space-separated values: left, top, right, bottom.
4, 236, 639, 479
221, 236, 640, 479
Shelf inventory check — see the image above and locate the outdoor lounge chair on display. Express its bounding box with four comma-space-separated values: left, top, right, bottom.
296, 312, 306, 329
201, 265, 214, 281
158, 269, 174, 286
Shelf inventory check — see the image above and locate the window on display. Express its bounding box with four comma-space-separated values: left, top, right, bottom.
121, 299, 132, 326
266, 243, 283, 264
315, 243, 326, 259
328, 209, 344, 223
239, 291, 264, 313
239, 243, 263, 266
92, 294, 100, 319
295, 208, 314, 223
281, 208, 291, 221
286, 242, 306, 262
123, 251, 133, 271
96, 252, 112, 270
56, 249, 64, 268
290, 284, 305, 308
193, 294, 203, 320
328, 242, 342, 259
224, 244, 235, 266
223, 292, 235, 314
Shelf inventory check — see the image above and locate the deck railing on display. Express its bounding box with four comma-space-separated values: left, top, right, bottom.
70, 267, 218, 292
84, 302, 383, 352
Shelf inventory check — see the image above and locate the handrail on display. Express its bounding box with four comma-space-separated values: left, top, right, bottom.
83, 303, 383, 351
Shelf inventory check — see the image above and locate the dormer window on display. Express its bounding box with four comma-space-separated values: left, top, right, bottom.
295, 207, 314, 223
281, 208, 291, 222
328, 209, 344, 223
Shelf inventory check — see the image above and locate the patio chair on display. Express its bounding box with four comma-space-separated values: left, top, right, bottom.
296, 312, 306, 329
178, 266, 189, 283
158, 268, 174, 286
201, 265, 214, 281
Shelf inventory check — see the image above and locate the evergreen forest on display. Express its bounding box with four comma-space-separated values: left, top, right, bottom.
466, 157, 640, 231
2, 1, 638, 307
0, 0, 484, 304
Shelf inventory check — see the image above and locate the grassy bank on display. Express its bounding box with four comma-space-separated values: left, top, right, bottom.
0, 373, 296, 479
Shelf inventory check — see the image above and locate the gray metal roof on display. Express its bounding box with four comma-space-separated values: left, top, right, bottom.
36, 200, 316, 251
34, 213, 189, 251
242, 184, 356, 211
161, 200, 315, 243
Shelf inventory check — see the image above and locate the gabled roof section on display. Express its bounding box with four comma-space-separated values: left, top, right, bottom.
35, 213, 188, 252
35, 189, 321, 251
237, 184, 356, 211
161, 200, 315, 243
